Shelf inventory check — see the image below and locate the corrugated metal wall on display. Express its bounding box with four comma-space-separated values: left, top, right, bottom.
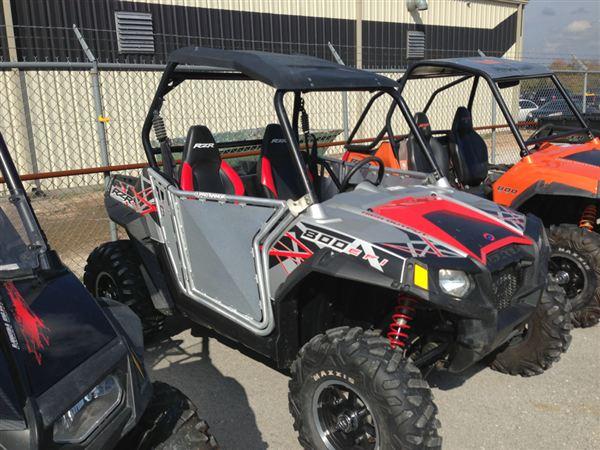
361, 0, 520, 68
3, 0, 520, 66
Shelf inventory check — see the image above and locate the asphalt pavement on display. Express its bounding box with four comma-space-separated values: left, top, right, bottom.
146, 322, 600, 450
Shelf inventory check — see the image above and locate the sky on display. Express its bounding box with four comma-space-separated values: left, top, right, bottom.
523, 0, 600, 61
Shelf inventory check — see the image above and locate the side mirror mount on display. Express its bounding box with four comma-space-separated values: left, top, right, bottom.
498, 80, 520, 89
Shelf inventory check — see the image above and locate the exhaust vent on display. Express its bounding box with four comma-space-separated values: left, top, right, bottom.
115, 11, 155, 54
407, 31, 426, 59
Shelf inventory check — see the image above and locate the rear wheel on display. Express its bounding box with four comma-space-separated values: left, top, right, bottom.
289, 326, 441, 450
548, 224, 600, 327
84, 240, 164, 338
489, 280, 572, 377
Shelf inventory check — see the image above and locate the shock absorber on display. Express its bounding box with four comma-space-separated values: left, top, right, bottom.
152, 113, 168, 142
387, 294, 417, 349
579, 204, 597, 231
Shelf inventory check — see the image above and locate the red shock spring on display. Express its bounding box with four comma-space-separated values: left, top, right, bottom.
387, 294, 417, 349
579, 204, 597, 231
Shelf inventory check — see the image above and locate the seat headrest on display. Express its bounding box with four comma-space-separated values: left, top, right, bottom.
183, 125, 219, 165
261, 124, 288, 156
414, 112, 433, 140
452, 107, 474, 134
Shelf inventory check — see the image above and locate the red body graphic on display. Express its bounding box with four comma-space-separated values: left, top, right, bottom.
4, 281, 50, 365
370, 196, 532, 264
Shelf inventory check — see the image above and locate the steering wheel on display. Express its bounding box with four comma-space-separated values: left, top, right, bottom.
526, 123, 555, 146
339, 156, 385, 192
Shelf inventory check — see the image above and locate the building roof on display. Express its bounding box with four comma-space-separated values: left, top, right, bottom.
406, 57, 552, 81
167, 46, 398, 91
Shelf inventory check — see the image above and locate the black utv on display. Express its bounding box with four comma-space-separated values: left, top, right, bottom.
0, 131, 217, 449
85, 48, 572, 449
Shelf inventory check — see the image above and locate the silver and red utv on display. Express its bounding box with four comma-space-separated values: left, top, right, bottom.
84, 47, 571, 449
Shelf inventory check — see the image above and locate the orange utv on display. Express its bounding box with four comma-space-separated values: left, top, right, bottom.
345, 57, 600, 327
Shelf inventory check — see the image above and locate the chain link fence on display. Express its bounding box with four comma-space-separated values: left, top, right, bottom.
1, 53, 599, 276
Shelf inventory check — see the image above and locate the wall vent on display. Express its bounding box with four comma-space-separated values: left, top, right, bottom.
115, 11, 155, 54
406, 30, 426, 59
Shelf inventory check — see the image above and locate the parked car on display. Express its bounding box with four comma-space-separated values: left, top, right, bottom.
526, 99, 599, 123
530, 87, 574, 106
518, 98, 538, 122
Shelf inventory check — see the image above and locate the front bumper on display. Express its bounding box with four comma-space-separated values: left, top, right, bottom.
405, 216, 550, 372
448, 287, 542, 372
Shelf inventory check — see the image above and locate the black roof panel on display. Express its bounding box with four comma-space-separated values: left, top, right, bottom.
168, 47, 398, 91
407, 57, 552, 80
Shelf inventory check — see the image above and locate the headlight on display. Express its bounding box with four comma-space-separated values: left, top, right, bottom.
438, 269, 471, 298
53, 374, 123, 444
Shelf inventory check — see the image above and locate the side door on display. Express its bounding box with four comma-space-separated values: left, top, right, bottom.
149, 169, 291, 334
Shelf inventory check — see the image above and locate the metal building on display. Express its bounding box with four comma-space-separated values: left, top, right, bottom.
1, 0, 527, 67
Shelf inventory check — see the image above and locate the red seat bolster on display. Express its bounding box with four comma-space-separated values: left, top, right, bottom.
220, 161, 245, 196
180, 161, 194, 191
260, 157, 278, 198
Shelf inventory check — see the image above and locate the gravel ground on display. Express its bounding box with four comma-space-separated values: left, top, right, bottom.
147, 322, 599, 450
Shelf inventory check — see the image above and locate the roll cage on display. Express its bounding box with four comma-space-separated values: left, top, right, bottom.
141, 47, 447, 205
396, 57, 594, 156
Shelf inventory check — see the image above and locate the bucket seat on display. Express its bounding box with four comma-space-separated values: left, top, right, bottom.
407, 112, 450, 178
179, 125, 245, 195
448, 107, 488, 187
258, 124, 306, 200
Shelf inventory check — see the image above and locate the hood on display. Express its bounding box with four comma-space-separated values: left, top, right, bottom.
0, 274, 116, 397
366, 194, 532, 264
492, 139, 600, 207
305, 184, 533, 266
536, 139, 600, 175
556, 142, 600, 168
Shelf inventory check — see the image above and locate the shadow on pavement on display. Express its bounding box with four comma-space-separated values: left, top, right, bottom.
426, 362, 488, 391
145, 320, 269, 450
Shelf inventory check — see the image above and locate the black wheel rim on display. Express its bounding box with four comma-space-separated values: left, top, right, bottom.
550, 253, 587, 308
312, 380, 378, 450
95, 272, 118, 300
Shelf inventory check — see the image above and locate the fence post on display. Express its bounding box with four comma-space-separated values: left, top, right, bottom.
3, 0, 41, 192
491, 99, 497, 164
583, 70, 588, 114
73, 25, 117, 241
572, 55, 588, 114
17, 70, 42, 193
328, 42, 350, 141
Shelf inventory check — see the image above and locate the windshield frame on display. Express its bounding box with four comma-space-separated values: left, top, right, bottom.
0, 132, 50, 279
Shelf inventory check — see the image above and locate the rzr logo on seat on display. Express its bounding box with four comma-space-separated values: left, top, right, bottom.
271, 138, 287, 144
193, 142, 215, 149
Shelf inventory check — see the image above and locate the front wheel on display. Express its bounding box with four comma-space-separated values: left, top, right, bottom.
117, 382, 218, 450
489, 280, 572, 377
289, 327, 441, 450
84, 240, 165, 339
548, 224, 600, 327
